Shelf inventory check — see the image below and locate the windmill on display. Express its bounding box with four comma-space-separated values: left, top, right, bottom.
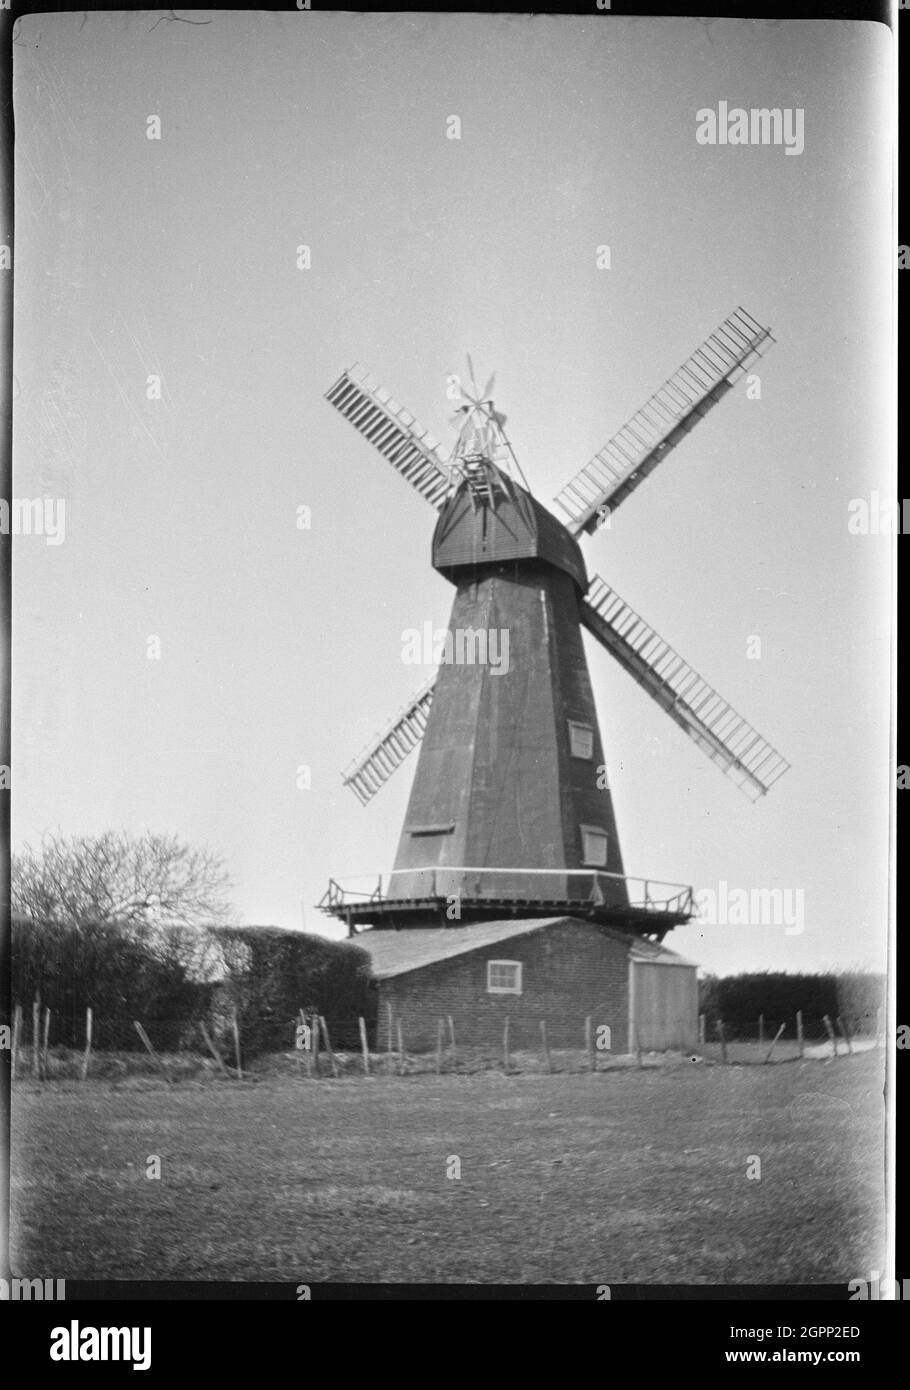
319, 308, 789, 940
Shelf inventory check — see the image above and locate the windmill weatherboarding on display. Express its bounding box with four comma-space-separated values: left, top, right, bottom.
320, 308, 788, 940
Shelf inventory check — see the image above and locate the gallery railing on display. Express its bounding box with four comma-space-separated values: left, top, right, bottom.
320, 867, 695, 919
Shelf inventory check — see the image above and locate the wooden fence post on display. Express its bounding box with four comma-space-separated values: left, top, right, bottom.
796, 1010, 804, 1059
822, 1014, 837, 1058
359, 1017, 370, 1076
698, 1013, 706, 1047
836, 1016, 854, 1055
294, 1010, 305, 1075
635, 1027, 644, 1069
133, 1021, 171, 1082
319, 1016, 338, 1078
200, 1021, 228, 1074
41, 1007, 51, 1079
764, 1022, 786, 1064
717, 1018, 728, 1065
11, 1004, 22, 1081
396, 1019, 404, 1076
448, 1015, 456, 1072
503, 1016, 510, 1073
32, 997, 40, 1079
232, 1007, 243, 1079
306, 1012, 315, 1077
540, 1019, 552, 1074
758, 1013, 764, 1048
81, 1006, 93, 1081
436, 1018, 443, 1075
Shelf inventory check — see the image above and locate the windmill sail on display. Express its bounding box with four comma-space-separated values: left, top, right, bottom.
342, 678, 435, 805
580, 575, 789, 800
555, 307, 774, 535
326, 366, 451, 508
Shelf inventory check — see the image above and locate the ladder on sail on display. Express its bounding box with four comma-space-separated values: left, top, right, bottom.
326, 367, 452, 508
342, 678, 436, 804
580, 575, 790, 800
556, 307, 775, 534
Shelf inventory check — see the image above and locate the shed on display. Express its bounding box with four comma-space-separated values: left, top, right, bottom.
353, 915, 697, 1054
629, 936, 699, 1051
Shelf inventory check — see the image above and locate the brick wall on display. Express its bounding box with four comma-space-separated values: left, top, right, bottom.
375, 919, 630, 1052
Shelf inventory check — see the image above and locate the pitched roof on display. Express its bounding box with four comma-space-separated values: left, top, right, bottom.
629, 937, 697, 968
352, 917, 575, 978
350, 916, 693, 978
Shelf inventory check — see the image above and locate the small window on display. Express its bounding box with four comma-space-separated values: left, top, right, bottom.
568, 720, 594, 760
581, 825, 608, 867
487, 960, 522, 995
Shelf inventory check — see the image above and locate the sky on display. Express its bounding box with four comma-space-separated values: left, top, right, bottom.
11, 11, 894, 976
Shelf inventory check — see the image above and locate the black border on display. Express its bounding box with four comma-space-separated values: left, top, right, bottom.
0, 0, 900, 1319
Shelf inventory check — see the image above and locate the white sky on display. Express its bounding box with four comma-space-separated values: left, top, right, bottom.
12, 12, 893, 975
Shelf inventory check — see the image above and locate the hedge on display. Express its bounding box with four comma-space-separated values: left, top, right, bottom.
698, 970, 885, 1040
212, 926, 374, 1056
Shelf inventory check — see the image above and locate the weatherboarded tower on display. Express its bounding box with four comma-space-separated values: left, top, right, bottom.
391, 477, 628, 908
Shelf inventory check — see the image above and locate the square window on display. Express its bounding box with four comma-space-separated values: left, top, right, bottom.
487, 960, 522, 994
568, 720, 594, 760
581, 825, 608, 867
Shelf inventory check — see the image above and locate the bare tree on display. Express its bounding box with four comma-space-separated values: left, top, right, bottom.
12, 830, 233, 931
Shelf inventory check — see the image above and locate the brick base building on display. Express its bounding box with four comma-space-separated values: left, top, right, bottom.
354, 915, 697, 1054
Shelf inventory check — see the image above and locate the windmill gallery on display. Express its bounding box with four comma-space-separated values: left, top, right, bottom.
318, 313, 790, 1055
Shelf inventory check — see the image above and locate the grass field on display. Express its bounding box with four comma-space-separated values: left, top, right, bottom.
11, 1050, 886, 1285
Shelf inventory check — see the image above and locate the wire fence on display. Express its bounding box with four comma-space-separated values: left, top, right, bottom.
8, 999, 358, 1074
703, 1011, 881, 1044
8, 998, 886, 1084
